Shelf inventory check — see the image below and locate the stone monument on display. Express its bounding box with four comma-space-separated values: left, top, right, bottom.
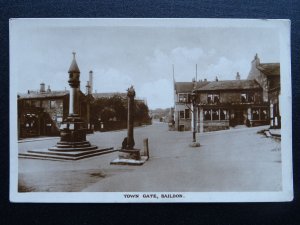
110, 86, 148, 165
19, 53, 114, 160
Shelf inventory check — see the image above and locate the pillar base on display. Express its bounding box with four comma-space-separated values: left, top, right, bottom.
110, 148, 148, 165
189, 142, 200, 147
118, 149, 141, 160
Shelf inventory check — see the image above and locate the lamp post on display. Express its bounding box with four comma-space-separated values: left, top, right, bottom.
190, 90, 200, 147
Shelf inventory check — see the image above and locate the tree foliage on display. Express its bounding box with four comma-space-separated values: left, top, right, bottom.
90, 94, 150, 125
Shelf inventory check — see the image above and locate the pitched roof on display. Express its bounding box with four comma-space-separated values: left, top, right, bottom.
196, 80, 261, 91
18, 90, 69, 99
257, 63, 280, 76
93, 92, 127, 99
174, 81, 210, 93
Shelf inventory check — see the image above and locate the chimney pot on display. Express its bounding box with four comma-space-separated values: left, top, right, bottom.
40, 82, 45, 93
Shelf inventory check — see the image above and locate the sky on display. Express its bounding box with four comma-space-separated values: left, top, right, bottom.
12, 19, 280, 109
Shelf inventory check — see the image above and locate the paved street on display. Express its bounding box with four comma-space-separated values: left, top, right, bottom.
18, 122, 281, 192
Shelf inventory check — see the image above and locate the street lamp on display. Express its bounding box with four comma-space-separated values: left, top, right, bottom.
189, 89, 200, 147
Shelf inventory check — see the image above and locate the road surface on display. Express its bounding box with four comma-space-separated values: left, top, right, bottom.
18, 122, 281, 192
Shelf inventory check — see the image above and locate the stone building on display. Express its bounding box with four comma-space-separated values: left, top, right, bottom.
194, 78, 268, 132
18, 83, 92, 138
173, 54, 280, 132
247, 54, 280, 128
173, 80, 209, 131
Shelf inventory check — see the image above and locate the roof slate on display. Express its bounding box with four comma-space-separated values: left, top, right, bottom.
18, 91, 69, 99
196, 80, 261, 91
174, 81, 210, 93
257, 63, 280, 76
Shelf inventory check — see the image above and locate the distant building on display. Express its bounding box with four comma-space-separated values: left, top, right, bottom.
173, 54, 280, 132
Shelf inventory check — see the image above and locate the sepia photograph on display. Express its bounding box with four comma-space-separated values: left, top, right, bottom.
9, 18, 293, 202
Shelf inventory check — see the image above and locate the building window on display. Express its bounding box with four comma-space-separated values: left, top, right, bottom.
179, 111, 185, 119
261, 109, 268, 120
220, 109, 227, 120
50, 100, 56, 109
241, 93, 247, 103
252, 108, 259, 120
179, 109, 190, 119
178, 94, 188, 103
248, 93, 254, 102
185, 109, 190, 119
24, 100, 31, 107
204, 109, 211, 120
207, 93, 220, 104
212, 109, 219, 120
241, 93, 254, 103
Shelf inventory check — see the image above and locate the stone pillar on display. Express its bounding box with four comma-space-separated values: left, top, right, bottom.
247, 108, 252, 120
189, 91, 200, 147
127, 86, 135, 149
87, 102, 90, 129
68, 52, 80, 117
270, 104, 274, 127
69, 87, 74, 115
199, 108, 204, 133
192, 103, 196, 142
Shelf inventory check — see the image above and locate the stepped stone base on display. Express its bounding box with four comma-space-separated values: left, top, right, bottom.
19, 145, 116, 161
110, 149, 147, 165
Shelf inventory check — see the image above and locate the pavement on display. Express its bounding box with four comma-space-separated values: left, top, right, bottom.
18, 122, 282, 192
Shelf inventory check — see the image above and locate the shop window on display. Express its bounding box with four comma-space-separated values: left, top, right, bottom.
204, 109, 211, 120
261, 109, 268, 120
220, 109, 227, 120
212, 109, 219, 120
252, 109, 259, 120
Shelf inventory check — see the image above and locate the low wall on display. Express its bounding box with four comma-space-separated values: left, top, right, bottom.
203, 120, 229, 132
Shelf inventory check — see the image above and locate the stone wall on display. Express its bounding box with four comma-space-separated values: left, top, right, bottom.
203, 120, 229, 132
247, 57, 269, 102
178, 119, 192, 131
199, 91, 263, 104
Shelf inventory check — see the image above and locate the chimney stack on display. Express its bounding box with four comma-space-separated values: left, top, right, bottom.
40, 82, 45, 93
89, 70, 93, 94
47, 85, 51, 92
86, 81, 91, 95
215, 76, 219, 82
236, 72, 241, 80
253, 53, 260, 66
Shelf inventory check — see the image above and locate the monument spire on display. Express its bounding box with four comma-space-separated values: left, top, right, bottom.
68, 51, 80, 73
